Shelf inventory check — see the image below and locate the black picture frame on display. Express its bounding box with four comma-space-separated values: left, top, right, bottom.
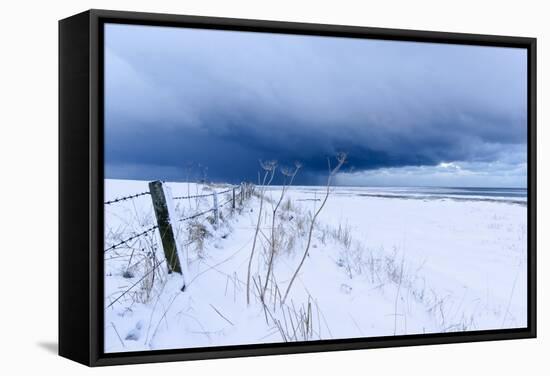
59, 9, 537, 367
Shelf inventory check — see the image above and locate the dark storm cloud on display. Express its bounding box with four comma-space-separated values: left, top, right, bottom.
104, 24, 527, 185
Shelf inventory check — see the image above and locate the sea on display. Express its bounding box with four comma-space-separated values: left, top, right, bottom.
281, 186, 528, 205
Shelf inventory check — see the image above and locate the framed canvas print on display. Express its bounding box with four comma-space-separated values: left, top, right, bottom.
59, 9, 537, 366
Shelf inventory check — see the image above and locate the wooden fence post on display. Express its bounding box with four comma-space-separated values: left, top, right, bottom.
212, 190, 219, 228
240, 183, 244, 206
148, 180, 182, 274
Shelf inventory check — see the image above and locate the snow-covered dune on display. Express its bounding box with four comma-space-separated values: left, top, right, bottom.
103, 179, 527, 353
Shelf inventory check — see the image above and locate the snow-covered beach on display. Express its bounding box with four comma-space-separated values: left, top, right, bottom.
104, 179, 527, 353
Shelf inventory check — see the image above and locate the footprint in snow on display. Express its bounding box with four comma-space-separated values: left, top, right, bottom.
125, 320, 144, 341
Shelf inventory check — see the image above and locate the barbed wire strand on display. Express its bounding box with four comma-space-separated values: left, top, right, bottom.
219, 198, 233, 208
178, 208, 215, 222
173, 192, 215, 200
104, 191, 150, 205
173, 187, 235, 201
104, 225, 158, 253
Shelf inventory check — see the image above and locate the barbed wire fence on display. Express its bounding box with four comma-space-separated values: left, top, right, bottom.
103, 180, 255, 307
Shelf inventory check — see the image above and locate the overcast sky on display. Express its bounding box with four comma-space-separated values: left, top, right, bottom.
104, 23, 527, 187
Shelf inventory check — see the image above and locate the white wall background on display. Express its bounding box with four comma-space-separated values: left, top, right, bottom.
0, 0, 547, 374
